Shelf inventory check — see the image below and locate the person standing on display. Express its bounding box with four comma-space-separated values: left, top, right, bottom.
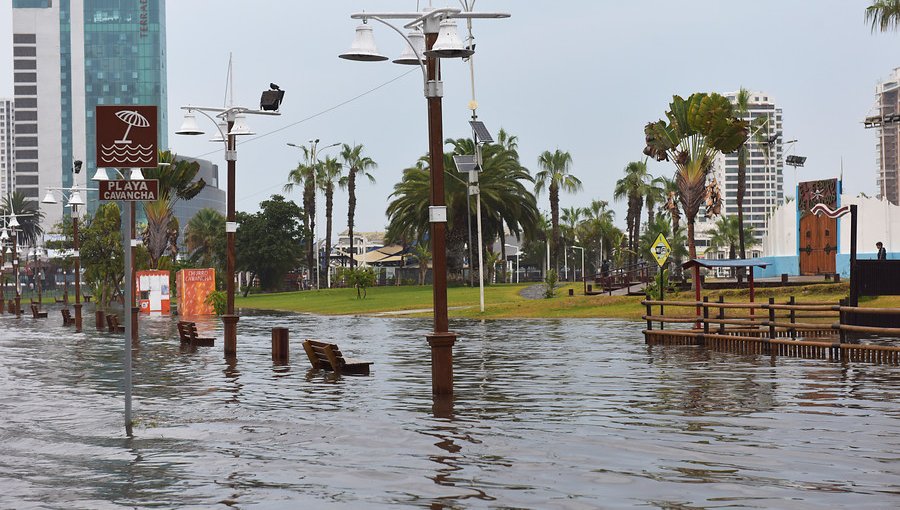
876, 241, 887, 261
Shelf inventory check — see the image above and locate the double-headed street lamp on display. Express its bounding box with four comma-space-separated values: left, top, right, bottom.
0, 216, 22, 317
176, 86, 283, 357
340, 6, 508, 395
42, 160, 88, 331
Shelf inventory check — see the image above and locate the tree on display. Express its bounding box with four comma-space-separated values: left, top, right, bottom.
614, 161, 650, 267
184, 208, 226, 270
283, 150, 317, 278
342, 266, 376, 298
235, 195, 304, 293
339, 143, 377, 268
413, 243, 431, 285
866, 0, 900, 31
1, 191, 44, 247
318, 156, 343, 281
706, 215, 758, 263
644, 93, 748, 264
733, 88, 771, 267
80, 203, 123, 310
386, 132, 540, 278
140, 151, 206, 269
534, 149, 582, 271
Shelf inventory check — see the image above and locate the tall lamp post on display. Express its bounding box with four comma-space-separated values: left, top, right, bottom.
42, 160, 88, 331
176, 86, 283, 357
287, 140, 340, 290
340, 6, 508, 395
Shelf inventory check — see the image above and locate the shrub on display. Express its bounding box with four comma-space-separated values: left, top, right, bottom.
543, 269, 558, 299
204, 290, 227, 315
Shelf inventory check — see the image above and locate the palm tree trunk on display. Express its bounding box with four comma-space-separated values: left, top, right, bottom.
550, 183, 560, 271
348, 172, 357, 268
737, 145, 747, 260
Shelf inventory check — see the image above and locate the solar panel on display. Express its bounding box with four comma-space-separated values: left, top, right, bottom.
469, 120, 493, 143
453, 154, 478, 173
785, 155, 807, 167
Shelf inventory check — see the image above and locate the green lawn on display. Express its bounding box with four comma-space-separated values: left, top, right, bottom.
236, 281, 900, 321
236, 282, 646, 320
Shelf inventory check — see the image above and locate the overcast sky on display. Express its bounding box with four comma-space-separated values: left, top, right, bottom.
0, 0, 897, 237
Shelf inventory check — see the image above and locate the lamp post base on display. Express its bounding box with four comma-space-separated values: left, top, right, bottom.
14, 296, 21, 318
74, 303, 83, 332
427, 332, 456, 396
0, 298, 5, 314
95, 309, 106, 330
223, 314, 239, 357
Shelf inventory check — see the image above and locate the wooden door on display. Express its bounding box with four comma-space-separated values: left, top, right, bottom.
799, 215, 836, 275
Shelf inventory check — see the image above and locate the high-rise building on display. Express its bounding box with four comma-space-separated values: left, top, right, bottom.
698, 91, 784, 256
874, 68, 900, 205
12, 0, 168, 230
0, 99, 14, 199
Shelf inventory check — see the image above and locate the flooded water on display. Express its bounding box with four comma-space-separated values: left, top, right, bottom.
1, 306, 899, 509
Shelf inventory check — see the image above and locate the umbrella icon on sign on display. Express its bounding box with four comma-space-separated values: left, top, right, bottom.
114, 109, 150, 145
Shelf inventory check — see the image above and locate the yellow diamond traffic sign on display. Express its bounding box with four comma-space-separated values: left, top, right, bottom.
651, 233, 671, 267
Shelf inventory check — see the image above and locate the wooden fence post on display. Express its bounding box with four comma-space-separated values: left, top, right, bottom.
789, 295, 796, 340
702, 296, 710, 335
717, 295, 725, 334
768, 297, 776, 340
645, 301, 653, 331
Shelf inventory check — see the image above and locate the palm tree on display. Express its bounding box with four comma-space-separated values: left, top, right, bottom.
140, 151, 206, 268
1, 191, 44, 247
284, 151, 316, 275
733, 88, 771, 264
614, 161, 650, 266
639, 214, 688, 265
386, 133, 540, 277
318, 156, 343, 280
645, 176, 667, 226
644, 93, 748, 263
706, 215, 758, 277
534, 149, 582, 271
184, 208, 225, 270
866, 0, 900, 31
339, 143, 377, 267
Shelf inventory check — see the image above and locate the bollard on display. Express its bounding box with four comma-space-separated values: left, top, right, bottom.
587, 284, 592, 293
833, 273, 840, 283
95, 309, 106, 331
568, 288, 574, 296
781, 273, 789, 284
272, 327, 289, 363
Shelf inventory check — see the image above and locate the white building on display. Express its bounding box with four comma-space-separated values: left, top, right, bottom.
873, 68, 900, 205
0, 99, 14, 198
696, 90, 784, 255
760, 193, 900, 277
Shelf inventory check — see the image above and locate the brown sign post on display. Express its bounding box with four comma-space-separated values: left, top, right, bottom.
96, 105, 158, 168
98, 179, 159, 201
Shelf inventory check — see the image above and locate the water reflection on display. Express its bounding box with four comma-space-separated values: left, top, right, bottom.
0, 309, 898, 508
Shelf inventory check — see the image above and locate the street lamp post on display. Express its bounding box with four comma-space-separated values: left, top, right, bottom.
572, 245, 585, 294
340, 7, 508, 395
176, 91, 282, 357
43, 160, 88, 331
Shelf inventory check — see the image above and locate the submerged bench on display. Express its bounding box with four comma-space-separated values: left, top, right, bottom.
177, 321, 214, 347
106, 314, 125, 333
30, 304, 47, 319
302, 340, 373, 375
61, 308, 75, 326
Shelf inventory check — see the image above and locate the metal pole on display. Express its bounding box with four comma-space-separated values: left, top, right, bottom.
122, 199, 133, 435
311, 140, 320, 291
475, 181, 484, 312
130, 200, 137, 342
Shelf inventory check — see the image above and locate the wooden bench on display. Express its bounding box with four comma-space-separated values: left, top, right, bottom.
302, 340, 373, 375
61, 308, 75, 326
30, 304, 48, 319
106, 314, 125, 333
83, 294, 92, 303
177, 321, 214, 347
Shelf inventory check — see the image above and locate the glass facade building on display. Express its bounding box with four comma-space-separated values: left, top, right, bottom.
12, 0, 168, 226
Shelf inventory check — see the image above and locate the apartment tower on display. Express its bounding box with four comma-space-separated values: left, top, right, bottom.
11, 0, 167, 229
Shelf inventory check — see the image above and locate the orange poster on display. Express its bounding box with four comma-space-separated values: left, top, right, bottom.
177, 268, 216, 316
